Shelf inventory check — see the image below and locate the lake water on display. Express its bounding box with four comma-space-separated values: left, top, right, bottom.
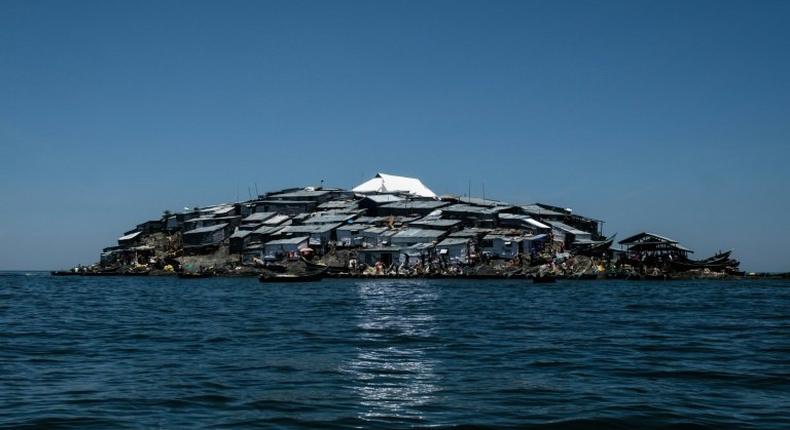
1, 272, 788, 429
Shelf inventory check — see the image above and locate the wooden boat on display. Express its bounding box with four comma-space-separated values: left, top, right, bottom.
465, 273, 515, 280
302, 258, 347, 274
605, 271, 630, 280
670, 258, 732, 272
701, 250, 732, 263
574, 234, 616, 256
51, 270, 80, 276
178, 271, 214, 279
81, 271, 121, 276
122, 270, 150, 276
533, 274, 556, 283
258, 270, 325, 283
671, 250, 737, 272
265, 263, 288, 273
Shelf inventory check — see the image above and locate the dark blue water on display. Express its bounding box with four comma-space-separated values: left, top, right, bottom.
1, 273, 788, 429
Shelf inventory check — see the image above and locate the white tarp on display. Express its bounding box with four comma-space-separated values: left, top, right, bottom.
352, 173, 437, 198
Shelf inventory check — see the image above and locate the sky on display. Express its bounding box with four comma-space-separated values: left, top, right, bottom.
1, 0, 789, 272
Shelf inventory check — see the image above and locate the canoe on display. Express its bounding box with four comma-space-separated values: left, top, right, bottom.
51, 271, 80, 276
122, 271, 150, 276
81, 271, 121, 276
573, 234, 616, 256
670, 259, 730, 271
670, 250, 737, 272
465, 273, 517, 280
258, 271, 325, 283
178, 272, 214, 279
302, 258, 346, 274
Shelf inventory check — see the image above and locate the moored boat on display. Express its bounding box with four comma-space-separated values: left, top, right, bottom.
258, 270, 325, 283
81, 271, 121, 276
51, 270, 81, 276
178, 271, 214, 279
573, 234, 616, 256
533, 274, 556, 283
122, 270, 150, 276
670, 250, 738, 272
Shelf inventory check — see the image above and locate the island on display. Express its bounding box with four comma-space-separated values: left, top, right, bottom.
54, 173, 742, 281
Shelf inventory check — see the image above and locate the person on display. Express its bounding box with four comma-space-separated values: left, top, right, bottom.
374, 260, 383, 275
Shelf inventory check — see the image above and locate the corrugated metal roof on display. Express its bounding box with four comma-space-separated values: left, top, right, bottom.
185, 216, 217, 223
280, 223, 341, 234
392, 228, 446, 239
262, 214, 291, 225
355, 215, 420, 225
362, 226, 397, 235
619, 232, 678, 244
118, 231, 141, 241
268, 189, 334, 199
230, 229, 253, 239
212, 206, 236, 216
442, 204, 503, 215
258, 199, 318, 205
361, 194, 403, 204
437, 237, 471, 246
302, 213, 357, 224
521, 204, 566, 217
460, 197, 510, 207
545, 221, 591, 236
449, 228, 491, 238
265, 236, 309, 245
252, 225, 284, 235
409, 218, 463, 229
183, 223, 229, 235
317, 200, 359, 210
380, 200, 449, 210
337, 223, 373, 231
243, 212, 276, 222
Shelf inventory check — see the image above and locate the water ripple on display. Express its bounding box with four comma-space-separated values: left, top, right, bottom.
0, 274, 788, 429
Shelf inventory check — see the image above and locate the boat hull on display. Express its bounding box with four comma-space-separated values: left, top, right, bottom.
258, 272, 325, 283
178, 272, 214, 279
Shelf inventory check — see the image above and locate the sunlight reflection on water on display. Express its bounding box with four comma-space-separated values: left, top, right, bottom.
343, 280, 441, 421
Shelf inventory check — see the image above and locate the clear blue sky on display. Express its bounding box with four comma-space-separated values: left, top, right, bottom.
1, 0, 788, 272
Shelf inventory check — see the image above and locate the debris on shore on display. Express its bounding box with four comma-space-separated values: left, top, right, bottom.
55, 172, 743, 280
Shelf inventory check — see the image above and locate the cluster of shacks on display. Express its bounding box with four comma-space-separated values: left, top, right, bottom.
100, 172, 738, 274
